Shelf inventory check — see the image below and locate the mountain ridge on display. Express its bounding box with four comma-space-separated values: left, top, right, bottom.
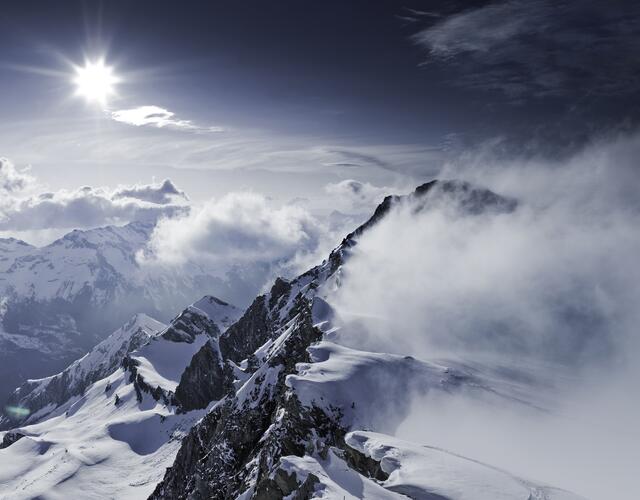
0, 179, 580, 500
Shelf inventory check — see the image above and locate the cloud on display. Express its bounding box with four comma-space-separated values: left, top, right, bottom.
112, 179, 187, 205
111, 105, 223, 133
0, 158, 34, 194
333, 133, 640, 364
325, 179, 396, 211
412, 0, 640, 97
323, 149, 391, 169
328, 132, 640, 499
0, 170, 188, 231
416, 2, 530, 57
138, 192, 329, 269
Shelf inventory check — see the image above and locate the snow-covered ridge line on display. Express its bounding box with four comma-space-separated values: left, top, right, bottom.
345, 431, 585, 500
1, 180, 579, 500
0, 218, 253, 407
0, 293, 241, 499
0, 313, 166, 430
150, 179, 561, 500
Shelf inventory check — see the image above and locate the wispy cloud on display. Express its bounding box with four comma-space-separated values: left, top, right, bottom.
111, 105, 224, 133
412, 1, 640, 98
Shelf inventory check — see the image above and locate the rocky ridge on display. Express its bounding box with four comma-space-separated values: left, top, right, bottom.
150, 180, 528, 499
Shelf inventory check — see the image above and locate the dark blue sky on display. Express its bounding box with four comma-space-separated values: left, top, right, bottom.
3, 1, 637, 148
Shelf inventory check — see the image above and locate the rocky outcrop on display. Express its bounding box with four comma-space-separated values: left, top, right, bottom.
0, 431, 25, 449
121, 355, 173, 404
173, 341, 233, 411
171, 277, 298, 412
151, 305, 331, 499
160, 305, 222, 343
120, 295, 240, 410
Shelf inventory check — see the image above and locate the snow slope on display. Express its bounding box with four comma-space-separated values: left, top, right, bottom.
345, 431, 584, 500
0, 294, 240, 499
1, 313, 165, 430
0, 180, 588, 499
0, 367, 206, 500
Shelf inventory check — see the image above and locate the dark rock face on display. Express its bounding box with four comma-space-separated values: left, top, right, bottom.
255, 469, 320, 500
173, 341, 230, 411
218, 295, 270, 364
0, 431, 25, 449
161, 307, 222, 344
150, 307, 334, 499
150, 179, 517, 499
172, 274, 314, 414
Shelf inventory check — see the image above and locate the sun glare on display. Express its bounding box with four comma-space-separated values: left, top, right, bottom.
73, 59, 119, 106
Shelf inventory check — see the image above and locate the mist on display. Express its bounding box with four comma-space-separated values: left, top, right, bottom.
329, 132, 640, 499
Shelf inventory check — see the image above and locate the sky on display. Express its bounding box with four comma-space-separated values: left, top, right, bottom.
0, 0, 639, 245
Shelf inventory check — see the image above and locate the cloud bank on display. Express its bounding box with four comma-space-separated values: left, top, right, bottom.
138, 192, 334, 275
0, 187, 187, 231
0, 159, 188, 232
333, 133, 640, 364
329, 131, 640, 499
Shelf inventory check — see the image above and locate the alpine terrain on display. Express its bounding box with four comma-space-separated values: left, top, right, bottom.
0, 221, 262, 406
0, 181, 585, 500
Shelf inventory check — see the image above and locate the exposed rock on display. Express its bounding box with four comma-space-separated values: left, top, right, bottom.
173, 341, 229, 411
0, 431, 25, 449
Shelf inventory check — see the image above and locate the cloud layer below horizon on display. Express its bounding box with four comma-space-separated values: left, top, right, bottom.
0, 157, 188, 235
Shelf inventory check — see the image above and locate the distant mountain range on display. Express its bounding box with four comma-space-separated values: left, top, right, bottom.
0, 181, 584, 500
0, 221, 265, 405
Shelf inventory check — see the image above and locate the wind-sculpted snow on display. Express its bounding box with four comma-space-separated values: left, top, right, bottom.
345, 432, 585, 500
286, 341, 456, 433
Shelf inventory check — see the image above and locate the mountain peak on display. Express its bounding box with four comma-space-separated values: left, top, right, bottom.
191, 295, 241, 329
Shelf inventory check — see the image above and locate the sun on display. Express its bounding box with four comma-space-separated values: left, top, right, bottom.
73, 59, 120, 106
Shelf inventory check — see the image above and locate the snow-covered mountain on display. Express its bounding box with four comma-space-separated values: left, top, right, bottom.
151, 180, 575, 500
0, 180, 585, 499
0, 221, 254, 406
0, 313, 167, 430
0, 294, 241, 499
